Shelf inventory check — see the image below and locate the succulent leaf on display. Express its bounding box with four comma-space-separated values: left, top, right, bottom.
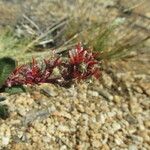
0, 104, 9, 119
0, 57, 16, 88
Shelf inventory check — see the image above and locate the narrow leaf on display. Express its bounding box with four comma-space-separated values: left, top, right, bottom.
5, 85, 26, 94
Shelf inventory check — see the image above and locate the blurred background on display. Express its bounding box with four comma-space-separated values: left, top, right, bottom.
0, 0, 149, 63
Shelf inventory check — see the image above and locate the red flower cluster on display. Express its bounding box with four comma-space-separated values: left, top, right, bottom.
6, 44, 100, 87
61, 44, 100, 81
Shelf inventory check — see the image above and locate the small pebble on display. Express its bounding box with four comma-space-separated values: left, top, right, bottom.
88, 90, 99, 97
2, 137, 10, 145
129, 144, 137, 150
112, 122, 121, 132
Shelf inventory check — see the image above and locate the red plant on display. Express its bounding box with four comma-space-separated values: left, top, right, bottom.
6, 65, 26, 87
5, 44, 100, 87
61, 44, 100, 81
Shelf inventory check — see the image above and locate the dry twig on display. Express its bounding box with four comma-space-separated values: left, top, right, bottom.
23, 17, 68, 52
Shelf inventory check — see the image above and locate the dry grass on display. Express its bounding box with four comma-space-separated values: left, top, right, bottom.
0, 2, 21, 27
0, 0, 149, 64
0, 28, 32, 63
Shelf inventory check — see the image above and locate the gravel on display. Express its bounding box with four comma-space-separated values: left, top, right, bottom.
0, 55, 149, 150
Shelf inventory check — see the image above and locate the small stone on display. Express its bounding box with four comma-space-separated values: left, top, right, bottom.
138, 130, 149, 142
90, 103, 96, 110
101, 144, 110, 150
112, 122, 121, 132
139, 123, 145, 131
47, 125, 55, 134
92, 133, 102, 140
102, 72, 113, 88
125, 114, 138, 124
146, 12, 150, 18
139, 83, 150, 96
57, 125, 70, 132
96, 114, 106, 124
92, 140, 101, 148
85, 107, 94, 115
144, 120, 150, 128
34, 123, 46, 133
60, 145, 67, 150
130, 135, 143, 144
79, 129, 88, 141
128, 126, 137, 134
88, 90, 99, 97
113, 95, 121, 104
76, 104, 85, 113
32, 135, 40, 142
60, 111, 72, 119
114, 137, 123, 145
132, 86, 143, 93
17, 107, 26, 116
48, 105, 56, 113
17, 131, 24, 138
89, 122, 100, 132
2, 136, 10, 145
11, 143, 28, 150
101, 134, 108, 144
39, 83, 58, 97
128, 144, 137, 150
82, 114, 89, 125
107, 111, 116, 118
93, 87, 113, 101
130, 97, 142, 113
31, 91, 42, 100
10, 119, 21, 125
145, 89, 150, 96
41, 88, 58, 97
77, 143, 90, 150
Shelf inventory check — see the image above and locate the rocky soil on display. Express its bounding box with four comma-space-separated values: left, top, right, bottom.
0, 52, 149, 149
